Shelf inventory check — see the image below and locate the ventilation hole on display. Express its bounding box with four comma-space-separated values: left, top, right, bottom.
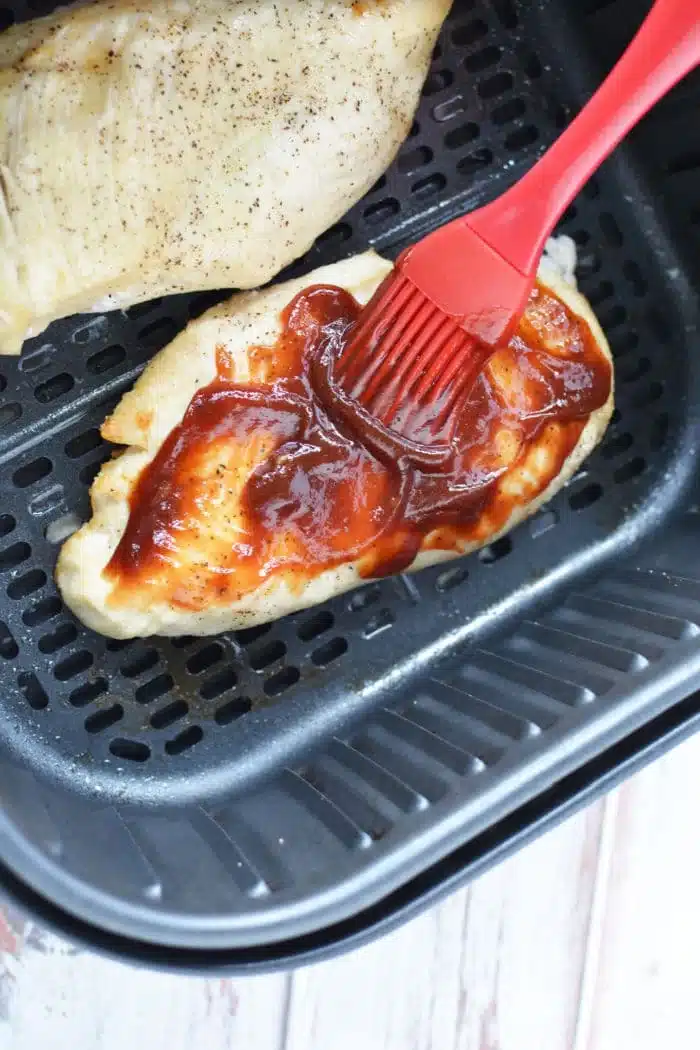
598, 304, 627, 330
298, 609, 334, 642
34, 372, 74, 404
576, 250, 602, 279
368, 174, 387, 195
23, 596, 62, 627
0, 621, 17, 659
79, 459, 106, 486
20, 345, 54, 374
599, 212, 623, 248
39, 622, 78, 654
0, 402, 21, 429
561, 203, 578, 225
436, 564, 469, 592
666, 149, 700, 175
409, 119, 420, 138
106, 638, 133, 652
479, 536, 513, 563
18, 671, 48, 709
478, 71, 513, 100
423, 69, 454, 95
170, 635, 195, 649
315, 221, 352, 249
614, 457, 647, 484
215, 695, 252, 725
85, 704, 124, 734
150, 699, 188, 730
363, 609, 395, 638
0, 373, 5, 392
139, 317, 178, 349
465, 45, 501, 74
45, 511, 81, 544
121, 649, 160, 678
110, 739, 151, 762
504, 125, 539, 152
7, 568, 45, 598
87, 345, 126, 374
491, 97, 526, 125
445, 122, 480, 150
200, 666, 238, 701
433, 96, 466, 123
398, 145, 433, 174
646, 307, 673, 345
311, 637, 348, 667
187, 290, 227, 319
609, 329, 639, 357
610, 408, 622, 425
186, 643, 223, 674
349, 585, 381, 611
602, 432, 634, 459
650, 412, 670, 449
0, 515, 14, 539
65, 428, 103, 458
529, 508, 559, 538
264, 666, 300, 697
13, 458, 52, 489
73, 317, 107, 344
516, 46, 542, 80
249, 639, 286, 671
0, 9, 14, 31
618, 356, 651, 384
29, 485, 64, 519
0, 542, 31, 572
235, 624, 272, 646
411, 173, 447, 199
457, 148, 494, 176
127, 298, 164, 319
492, 0, 518, 28
586, 280, 615, 308
70, 678, 108, 707
363, 198, 400, 226
165, 725, 203, 756
135, 674, 173, 704
569, 483, 604, 511
623, 260, 647, 297
584, 177, 601, 199
451, 18, 488, 47
572, 228, 590, 247
632, 381, 664, 409
54, 650, 93, 681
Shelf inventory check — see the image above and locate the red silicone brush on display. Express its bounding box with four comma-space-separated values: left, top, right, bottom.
335, 0, 700, 450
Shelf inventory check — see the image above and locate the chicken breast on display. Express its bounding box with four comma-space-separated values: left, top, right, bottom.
57, 245, 614, 639
0, 0, 450, 355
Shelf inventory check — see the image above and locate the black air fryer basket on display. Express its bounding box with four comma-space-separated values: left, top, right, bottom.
1, 0, 700, 971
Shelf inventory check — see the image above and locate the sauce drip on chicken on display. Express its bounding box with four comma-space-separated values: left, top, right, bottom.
106, 281, 611, 609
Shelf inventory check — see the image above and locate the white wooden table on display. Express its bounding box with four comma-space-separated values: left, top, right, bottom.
1, 730, 697, 1050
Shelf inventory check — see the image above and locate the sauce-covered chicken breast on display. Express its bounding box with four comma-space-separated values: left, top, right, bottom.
57, 248, 614, 638
0, 0, 450, 354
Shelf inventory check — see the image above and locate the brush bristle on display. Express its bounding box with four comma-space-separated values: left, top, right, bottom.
336, 274, 487, 445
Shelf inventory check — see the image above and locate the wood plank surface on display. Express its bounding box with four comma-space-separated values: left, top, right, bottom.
0, 733, 698, 1049
285, 803, 603, 1050
584, 733, 700, 1050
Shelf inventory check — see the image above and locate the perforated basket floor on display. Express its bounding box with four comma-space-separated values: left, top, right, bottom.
1, 0, 700, 965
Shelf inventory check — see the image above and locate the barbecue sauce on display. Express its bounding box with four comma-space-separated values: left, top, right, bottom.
106, 281, 611, 610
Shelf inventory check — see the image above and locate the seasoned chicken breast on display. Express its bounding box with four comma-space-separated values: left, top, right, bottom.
0, 0, 451, 354
57, 245, 614, 639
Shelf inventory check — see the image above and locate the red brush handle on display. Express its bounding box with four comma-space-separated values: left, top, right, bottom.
467, 0, 700, 277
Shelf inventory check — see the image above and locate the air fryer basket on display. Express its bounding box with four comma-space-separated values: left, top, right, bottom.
1, 0, 700, 969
